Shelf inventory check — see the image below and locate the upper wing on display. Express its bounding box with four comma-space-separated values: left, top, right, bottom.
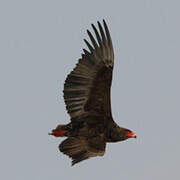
63, 20, 114, 120
59, 137, 106, 165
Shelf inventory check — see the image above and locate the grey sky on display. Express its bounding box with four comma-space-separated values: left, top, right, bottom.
1, 0, 180, 180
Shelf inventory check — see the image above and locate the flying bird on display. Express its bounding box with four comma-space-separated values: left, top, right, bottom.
49, 20, 136, 166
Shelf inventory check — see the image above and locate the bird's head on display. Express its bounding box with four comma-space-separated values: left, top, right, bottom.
124, 129, 136, 139
112, 127, 137, 142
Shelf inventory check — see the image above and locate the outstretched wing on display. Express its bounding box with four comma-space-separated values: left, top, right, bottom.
59, 137, 106, 165
63, 20, 114, 120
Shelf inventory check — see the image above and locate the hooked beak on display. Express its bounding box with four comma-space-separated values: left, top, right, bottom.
126, 131, 137, 138
131, 133, 137, 138
133, 134, 137, 138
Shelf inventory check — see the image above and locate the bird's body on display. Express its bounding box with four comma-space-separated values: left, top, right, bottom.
49, 20, 136, 166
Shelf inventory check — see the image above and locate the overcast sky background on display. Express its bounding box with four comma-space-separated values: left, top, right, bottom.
1, 0, 180, 180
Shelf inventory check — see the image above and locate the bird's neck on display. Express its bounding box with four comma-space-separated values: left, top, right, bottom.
106, 124, 127, 142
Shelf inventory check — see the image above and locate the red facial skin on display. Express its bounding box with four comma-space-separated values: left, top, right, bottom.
125, 130, 136, 138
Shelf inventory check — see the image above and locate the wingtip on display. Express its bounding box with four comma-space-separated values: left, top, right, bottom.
97, 21, 101, 26
103, 19, 107, 27
91, 23, 96, 30
103, 19, 105, 23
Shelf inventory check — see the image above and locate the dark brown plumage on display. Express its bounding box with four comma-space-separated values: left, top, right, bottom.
49, 20, 136, 166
